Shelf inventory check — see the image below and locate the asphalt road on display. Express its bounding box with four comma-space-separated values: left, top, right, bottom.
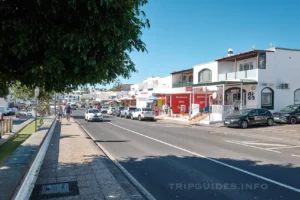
73, 109, 300, 200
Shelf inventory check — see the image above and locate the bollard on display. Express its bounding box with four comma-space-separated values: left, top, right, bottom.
10, 118, 13, 132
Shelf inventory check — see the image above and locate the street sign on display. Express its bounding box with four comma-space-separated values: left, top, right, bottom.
185, 86, 193, 92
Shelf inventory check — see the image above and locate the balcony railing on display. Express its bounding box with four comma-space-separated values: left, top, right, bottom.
218, 69, 257, 81
172, 82, 193, 88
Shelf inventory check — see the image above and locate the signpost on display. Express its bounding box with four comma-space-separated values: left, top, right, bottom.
35, 87, 39, 132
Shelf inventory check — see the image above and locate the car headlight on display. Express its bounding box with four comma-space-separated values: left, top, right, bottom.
231, 119, 239, 122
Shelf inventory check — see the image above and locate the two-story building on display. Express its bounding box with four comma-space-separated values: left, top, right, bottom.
192, 47, 300, 122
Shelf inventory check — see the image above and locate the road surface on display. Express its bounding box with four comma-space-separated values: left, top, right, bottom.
73, 109, 300, 200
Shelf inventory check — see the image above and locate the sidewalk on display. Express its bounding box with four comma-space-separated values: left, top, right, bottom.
31, 118, 144, 200
0, 118, 34, 146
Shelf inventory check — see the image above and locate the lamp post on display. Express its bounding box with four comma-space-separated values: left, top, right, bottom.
35, 87, 39, 132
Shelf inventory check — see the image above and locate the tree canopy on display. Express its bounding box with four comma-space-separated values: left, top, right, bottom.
0, 0, 149, 94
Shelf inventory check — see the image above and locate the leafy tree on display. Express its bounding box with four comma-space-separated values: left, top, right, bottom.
0, 0, 149, 93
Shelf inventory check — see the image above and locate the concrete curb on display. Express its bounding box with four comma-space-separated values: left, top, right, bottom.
12, 119, 57, 200
74, 118, 156, 200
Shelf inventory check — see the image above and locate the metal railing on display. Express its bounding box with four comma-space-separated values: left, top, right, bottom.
172, 82, 193, 88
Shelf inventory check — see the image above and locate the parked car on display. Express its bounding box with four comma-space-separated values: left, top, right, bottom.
101, 106, 109, 113
273, 104, 300, 124
84, 109, 103, 122
7, 108, 15, 115
107, 107, 115, 115
113, 106, 125, 117
131, 107, 154, 121
70, 103, 77, 110
120, 106, 137, 118
0, 106, 9, 116
224, 108, 274, 128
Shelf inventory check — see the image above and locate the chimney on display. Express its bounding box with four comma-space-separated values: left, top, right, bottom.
228, 48, 233, 56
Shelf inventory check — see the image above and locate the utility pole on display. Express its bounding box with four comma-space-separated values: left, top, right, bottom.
35, 87, 39, 132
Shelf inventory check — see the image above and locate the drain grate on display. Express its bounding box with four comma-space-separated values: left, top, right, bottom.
30, 181, 79, 199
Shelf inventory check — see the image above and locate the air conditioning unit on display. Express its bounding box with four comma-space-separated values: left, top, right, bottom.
280, 83, 289, 89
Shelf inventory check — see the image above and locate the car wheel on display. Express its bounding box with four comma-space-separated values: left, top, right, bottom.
241, 121, 248, 129
267, 118, 273, 126
131, 115, 134, 120
138, 115, 142, 121
290, 117, 297, 124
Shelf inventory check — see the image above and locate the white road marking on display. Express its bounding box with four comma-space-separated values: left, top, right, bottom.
108, 122, 300, 194
225, 140, 281, 153
291, 154, 300, 158
267, 145, 300, 150
240, 142, 289, 147
74, 118, 156, 200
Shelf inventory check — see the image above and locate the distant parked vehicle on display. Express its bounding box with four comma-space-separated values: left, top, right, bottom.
131, 107, 154, 121
113, 106, 124, 117
0, 106, 9, 116
273, 104, 300, 124
101, 106, 109, 113
7, 108, 15, 115
70, 103, 77, 110
107, 107, 115, 115
120, 107, 136, 119
224, 108, 274, 129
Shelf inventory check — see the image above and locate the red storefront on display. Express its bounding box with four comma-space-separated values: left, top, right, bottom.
194, 94, 210, 108
171, 94, 190, 113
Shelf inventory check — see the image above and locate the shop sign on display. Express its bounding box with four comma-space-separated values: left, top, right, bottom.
140, 92, 148, 95
185, 86, 193, 92
171, 94, 190, 113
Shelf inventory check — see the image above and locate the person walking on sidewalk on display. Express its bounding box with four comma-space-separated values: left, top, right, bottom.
64, 103, 72, 123
57, 106, 63, 122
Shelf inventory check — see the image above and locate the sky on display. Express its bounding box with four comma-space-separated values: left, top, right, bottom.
102, 0, 300, 89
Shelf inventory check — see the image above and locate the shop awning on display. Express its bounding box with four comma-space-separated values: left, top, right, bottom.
193, 80, 258, 87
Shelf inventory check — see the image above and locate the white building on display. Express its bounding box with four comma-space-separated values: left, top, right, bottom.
192, 47, 300, 122
134, 76, 172, 108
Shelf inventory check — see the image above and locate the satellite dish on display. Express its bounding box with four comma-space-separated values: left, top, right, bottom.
212, 92, 217, 99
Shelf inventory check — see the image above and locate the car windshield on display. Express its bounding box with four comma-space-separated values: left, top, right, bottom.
280, 106, 298, 112
103, 107, 108, 109
129, 107, 136, 111
142, 108, 152, 111
89, 110, 99, 113
236, 109, 252, 116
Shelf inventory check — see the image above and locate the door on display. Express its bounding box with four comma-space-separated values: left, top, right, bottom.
258, 109, 268, 124
296, 107, 300, 121
248, 110, 259, 125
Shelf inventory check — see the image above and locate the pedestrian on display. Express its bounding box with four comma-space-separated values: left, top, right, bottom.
57, 106, 63, 122
64, 103, 72, 123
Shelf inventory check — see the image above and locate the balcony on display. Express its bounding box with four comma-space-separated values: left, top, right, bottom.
218, 69, 257, 81
172, 82, 193, 88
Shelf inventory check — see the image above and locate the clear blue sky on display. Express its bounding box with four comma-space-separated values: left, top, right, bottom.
102, 0, 300, 89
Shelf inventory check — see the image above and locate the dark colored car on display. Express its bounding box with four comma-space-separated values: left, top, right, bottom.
273, 105, 300, 124
224, 108, 274, 128
113, 106, 125, 117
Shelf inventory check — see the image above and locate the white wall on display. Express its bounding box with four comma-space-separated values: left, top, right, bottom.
193, 61, 218, 84
218, 61, 234, 74
258, 48, 300, 111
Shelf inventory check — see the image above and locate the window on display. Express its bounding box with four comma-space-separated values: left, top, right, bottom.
261, 87, 274, 110
258, 109, 267, 115
198, 69, 212, 83
259, 52, 266, 69
295, 89, 300, 104
188, 75, 193, 82
182, 76, 186, 82
239, 62, 254, 71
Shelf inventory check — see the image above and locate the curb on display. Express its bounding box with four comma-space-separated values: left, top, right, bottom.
74, 118, 156, 200
12, 119, 57, 200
